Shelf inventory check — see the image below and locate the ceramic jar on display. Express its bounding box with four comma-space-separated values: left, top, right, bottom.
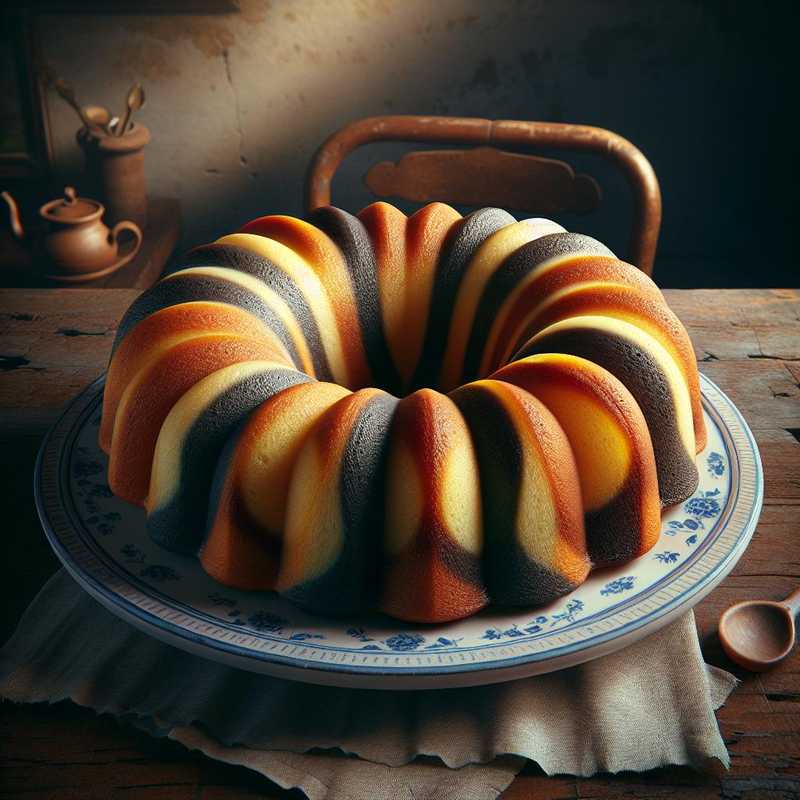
77, 122, 150, 229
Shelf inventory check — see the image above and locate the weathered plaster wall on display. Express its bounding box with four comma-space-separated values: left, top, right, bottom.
36, 0, 788, 286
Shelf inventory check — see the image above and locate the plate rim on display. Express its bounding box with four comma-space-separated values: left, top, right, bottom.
35, 373, 763, 688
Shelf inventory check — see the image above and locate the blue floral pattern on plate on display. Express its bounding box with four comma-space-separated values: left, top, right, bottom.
600, 576, 636, 596
707, 451, 725, 477
654, 551, 680, 564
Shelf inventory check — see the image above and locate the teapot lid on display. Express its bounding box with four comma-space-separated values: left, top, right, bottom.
42, 187, 102, 222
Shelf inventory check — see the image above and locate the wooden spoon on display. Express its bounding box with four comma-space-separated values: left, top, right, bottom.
53, 78, 94, 130
83, 105, 113, 136
116, 82, 145, 137
719, 587, 800, 671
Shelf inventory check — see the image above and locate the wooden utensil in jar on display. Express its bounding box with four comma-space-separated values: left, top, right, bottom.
116, 83, 145, 136
53, 78, 95, 130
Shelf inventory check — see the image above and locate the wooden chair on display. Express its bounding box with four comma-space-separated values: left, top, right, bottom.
305, 115, 661, 275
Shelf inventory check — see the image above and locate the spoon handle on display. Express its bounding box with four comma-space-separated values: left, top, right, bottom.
54, 80, 94, 129
783, 586, 800, 617
117, 106, 133, 137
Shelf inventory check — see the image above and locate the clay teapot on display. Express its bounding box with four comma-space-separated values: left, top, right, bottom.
1, 186, 142, 281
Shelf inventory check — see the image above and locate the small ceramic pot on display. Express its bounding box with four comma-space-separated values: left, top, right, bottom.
40, 187, 143, 278
77, 122, 150, 229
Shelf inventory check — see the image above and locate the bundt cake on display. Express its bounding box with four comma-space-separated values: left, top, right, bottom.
100, 202, 705, 623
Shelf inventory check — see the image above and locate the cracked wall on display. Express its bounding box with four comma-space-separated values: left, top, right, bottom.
36, 0, 790, 286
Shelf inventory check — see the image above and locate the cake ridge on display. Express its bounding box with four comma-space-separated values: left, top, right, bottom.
101, 202, 706, 623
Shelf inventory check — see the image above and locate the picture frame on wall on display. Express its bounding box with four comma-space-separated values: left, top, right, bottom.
0, 12, 52, 182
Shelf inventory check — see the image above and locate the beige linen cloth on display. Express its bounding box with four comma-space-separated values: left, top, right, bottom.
1, 570, 736, 799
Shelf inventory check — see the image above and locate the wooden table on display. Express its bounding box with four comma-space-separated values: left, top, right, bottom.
1, 288, 798, 799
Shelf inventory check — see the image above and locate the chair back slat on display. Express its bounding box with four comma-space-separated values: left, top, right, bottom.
365, 146, 601, 216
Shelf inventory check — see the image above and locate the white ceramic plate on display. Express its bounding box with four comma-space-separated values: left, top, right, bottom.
35, 374, 762, 689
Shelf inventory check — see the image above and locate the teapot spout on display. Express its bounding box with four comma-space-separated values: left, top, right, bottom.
1, 191, 25, 240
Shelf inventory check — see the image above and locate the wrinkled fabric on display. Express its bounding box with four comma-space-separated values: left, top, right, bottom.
0, 570, 736, 799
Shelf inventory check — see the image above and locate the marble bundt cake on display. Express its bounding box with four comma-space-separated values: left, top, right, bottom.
100, 202, 705, 623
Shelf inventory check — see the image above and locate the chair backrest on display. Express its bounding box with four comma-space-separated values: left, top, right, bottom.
306, 115, 661, 275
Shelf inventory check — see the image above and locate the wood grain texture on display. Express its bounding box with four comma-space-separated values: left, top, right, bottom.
365, 147, 602, 215
0, 288, 798, 799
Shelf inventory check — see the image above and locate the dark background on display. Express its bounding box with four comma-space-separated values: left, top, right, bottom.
7, 0, 799, 287
332, 1, 795, 288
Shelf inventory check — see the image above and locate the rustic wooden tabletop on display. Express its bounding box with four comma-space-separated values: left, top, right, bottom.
0, 288, 798, 799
